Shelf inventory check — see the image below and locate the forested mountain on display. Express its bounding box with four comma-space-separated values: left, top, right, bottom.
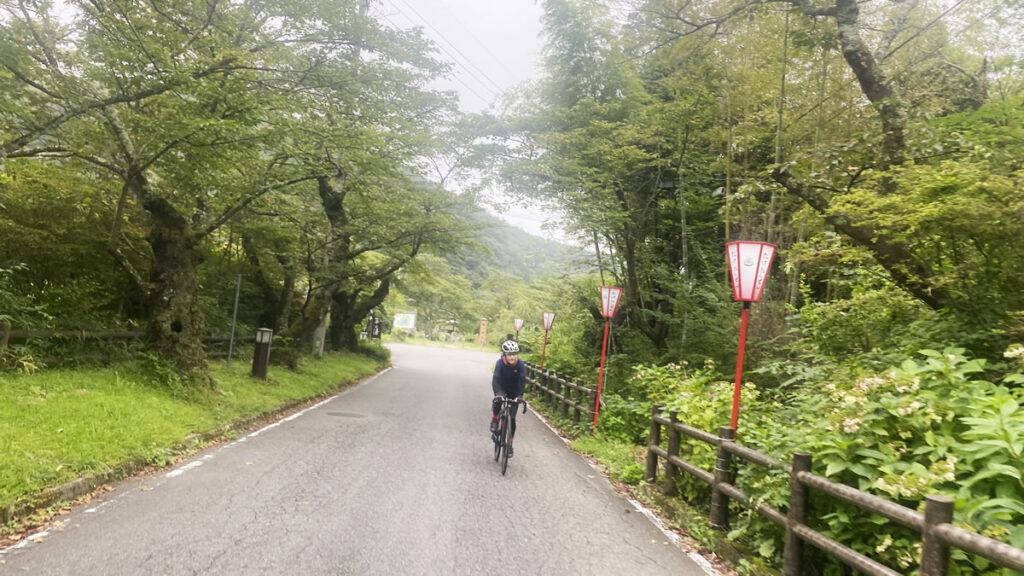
453, 208, 589, 287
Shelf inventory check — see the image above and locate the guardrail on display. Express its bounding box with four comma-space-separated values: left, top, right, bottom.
646, 405, 1024, 575
524, 363, 596, 428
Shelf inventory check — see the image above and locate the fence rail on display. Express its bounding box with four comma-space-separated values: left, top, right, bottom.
524, 363, 596, 428
646, 405, 1024, 576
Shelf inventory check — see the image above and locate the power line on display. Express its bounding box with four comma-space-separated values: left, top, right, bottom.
432, 0, 518, 79
377, 10, 496, 108
388, 0, 506, 95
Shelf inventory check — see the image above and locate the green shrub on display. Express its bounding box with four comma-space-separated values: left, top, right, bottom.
269, 343, 302, 370
596, 394, 650, 444
357, 339, 391, 363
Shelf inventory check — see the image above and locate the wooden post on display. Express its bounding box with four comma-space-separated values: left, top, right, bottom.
784, 453, 811, 576
572, 382, 582, 424
920, 495, 954, 576
0, 320, 9, 353
589, 387, 597, 431
710, 426, 735, 530
547, 371, 556, 406
663, 412, 681, 496
561, 378, 570, 418
645, 404, 662, 483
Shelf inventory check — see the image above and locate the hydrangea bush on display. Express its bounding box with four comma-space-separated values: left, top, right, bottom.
623, 346, 1024, 575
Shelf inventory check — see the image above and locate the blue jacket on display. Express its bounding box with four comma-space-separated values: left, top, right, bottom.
492, 357, 526, 398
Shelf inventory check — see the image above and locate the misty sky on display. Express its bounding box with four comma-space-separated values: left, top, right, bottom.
375, 0, 544, 111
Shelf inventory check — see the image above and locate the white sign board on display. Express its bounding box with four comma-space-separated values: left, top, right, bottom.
393, 313, 416, 331
726, 241, 776, 301
542, 311, 556, 331
600, 286, 623, 319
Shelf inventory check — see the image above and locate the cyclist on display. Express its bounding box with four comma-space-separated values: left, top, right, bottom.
490, 339, 525, 457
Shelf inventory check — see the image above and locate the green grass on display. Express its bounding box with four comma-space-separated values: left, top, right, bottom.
0, 353, 383, 512
383, 334, 488, 351
570, 434, 648, 485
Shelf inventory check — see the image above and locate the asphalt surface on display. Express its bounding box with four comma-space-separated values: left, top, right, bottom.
0, 343, 712, 575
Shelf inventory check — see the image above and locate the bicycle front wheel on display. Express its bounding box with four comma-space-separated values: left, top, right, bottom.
493, 420, 501, 462
500, 420, 510, 475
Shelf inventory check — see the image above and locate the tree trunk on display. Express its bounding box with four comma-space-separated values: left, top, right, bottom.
831, 0, 905, 170
276, 267, 295, 332
143, 196, 209, 382
328, 279, 391, 352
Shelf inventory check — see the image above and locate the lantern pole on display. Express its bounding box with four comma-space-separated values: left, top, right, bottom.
731, 301, 751, 430
540, 329, 550, 369
593, 318, 611, 430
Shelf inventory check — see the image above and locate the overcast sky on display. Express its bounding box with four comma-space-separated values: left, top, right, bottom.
375, 0, 544, 111
373, 0, 569, 242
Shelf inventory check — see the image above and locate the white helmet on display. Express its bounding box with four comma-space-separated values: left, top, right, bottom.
501, 340, 520, 354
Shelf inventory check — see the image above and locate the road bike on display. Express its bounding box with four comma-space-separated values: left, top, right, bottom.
492, 396, 526, 475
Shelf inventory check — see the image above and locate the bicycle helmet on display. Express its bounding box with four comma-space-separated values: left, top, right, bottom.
501, 340, 520, 354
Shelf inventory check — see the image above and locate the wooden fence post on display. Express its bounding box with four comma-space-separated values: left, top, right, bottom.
663, 412, 681, 496
561, 378, 570, 418
572, 381, 582, 425
710, 426, 735, 530
784, 453, 811, 576
920, 495, 954, 576
645, 404, 662, 483
589, 386, 597, 431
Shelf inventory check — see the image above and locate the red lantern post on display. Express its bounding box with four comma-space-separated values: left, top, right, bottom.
594, 286, 623, 429
513, 318, 523, 341
725, 241, 776, 432
540, 311, 556, 369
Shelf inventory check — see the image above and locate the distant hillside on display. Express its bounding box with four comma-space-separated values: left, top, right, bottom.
450, 208, 591, 287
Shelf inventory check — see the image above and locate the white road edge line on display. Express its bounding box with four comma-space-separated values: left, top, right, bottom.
527, 402, 720, 576
627, 498, 720, 575
0, 367, 396, 557
172, 367, 394, 473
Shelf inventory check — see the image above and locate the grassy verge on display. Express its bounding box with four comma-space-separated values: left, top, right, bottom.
383, 334, 487, 351
0, 352, 384, 519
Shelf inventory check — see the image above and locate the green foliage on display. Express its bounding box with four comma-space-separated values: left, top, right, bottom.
570, 434, 646, 485
269, 341, 303, 371
355, 340, 392, 364
595, 394, 651, 444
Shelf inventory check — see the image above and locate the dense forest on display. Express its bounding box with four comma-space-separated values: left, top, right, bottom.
2, 0, 1024, 573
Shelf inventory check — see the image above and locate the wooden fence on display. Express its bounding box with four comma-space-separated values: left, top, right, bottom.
646, 405, 1024, 576
524, 363, 596, 428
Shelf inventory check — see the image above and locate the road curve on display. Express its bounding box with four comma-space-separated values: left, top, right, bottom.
0, 343, 712, 576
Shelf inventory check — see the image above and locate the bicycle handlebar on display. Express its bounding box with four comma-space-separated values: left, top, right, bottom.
494, 396, 528, 414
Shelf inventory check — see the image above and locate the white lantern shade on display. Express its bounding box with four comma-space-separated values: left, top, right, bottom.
542, 311, 556, 331
600, 286, 623, 318
514, 318, 524, 332
256, 328, 273, 343
726, 241, 776, 302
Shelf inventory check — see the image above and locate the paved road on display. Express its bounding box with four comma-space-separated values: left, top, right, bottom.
0, 344, 711, 575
